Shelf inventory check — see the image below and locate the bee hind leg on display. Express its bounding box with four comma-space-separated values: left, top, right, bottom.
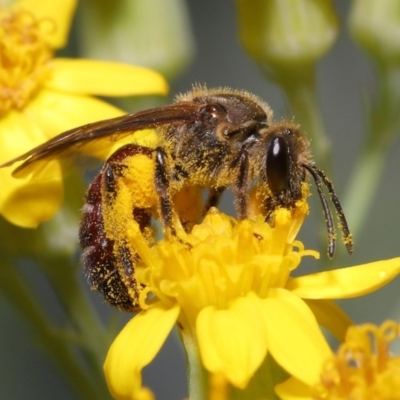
80, 144, 156, 311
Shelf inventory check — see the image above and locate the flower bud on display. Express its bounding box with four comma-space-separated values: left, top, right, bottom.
78, 0, 194, 81
236, 0, 338, 76
349, 0, 400, 66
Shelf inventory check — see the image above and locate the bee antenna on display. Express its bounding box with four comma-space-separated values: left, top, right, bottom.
302, 164, 336, 258
302, 164, 353, 257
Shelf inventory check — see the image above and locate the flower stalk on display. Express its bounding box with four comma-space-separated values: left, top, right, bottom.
343, 65, 400, 237
178, 311, 209, 400
0, 247, 109, 399
276, 65, 331, 172
0, 172, 114, 399
236, 0, 338, 170
344, 0, 400, 237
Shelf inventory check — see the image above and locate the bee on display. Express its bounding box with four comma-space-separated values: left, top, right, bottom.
1, 86, 353, 311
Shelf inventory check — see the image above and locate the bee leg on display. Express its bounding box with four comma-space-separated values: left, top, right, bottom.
80, 173, 141, 311
104, 145, 157, 306
80, 144, 155, 311
104, 161, 146, 309
234, 149, 250, 219
264, 197, 277, 226
154, 146, 175, 236
204, 187, 225, 214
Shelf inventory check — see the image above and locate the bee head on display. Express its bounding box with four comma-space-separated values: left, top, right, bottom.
259, 124, 353, 258
261, 124, 310, 196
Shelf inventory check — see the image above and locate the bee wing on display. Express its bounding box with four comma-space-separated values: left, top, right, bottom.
1, 102, 200, 178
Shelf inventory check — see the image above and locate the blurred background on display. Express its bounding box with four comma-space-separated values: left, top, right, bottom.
1, 1, 399, 399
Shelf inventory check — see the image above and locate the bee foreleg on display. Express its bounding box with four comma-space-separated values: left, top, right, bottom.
154, 147, 175, 236
234, 149, 250, 219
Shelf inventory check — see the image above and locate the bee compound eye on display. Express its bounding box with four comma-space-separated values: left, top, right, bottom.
266, 136, 289, 194
200, 103, 227, 120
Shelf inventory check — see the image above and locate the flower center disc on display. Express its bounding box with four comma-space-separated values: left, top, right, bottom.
0, 10, 53, 115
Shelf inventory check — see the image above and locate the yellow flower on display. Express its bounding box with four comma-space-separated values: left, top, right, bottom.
103, 195, 400, 399
276, 320, 400, 400
0, 0, 168, 228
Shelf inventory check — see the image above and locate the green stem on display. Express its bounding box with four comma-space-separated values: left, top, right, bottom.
343, 64, 400, 238
42, 255, 113, 397
342, 144, 386, 239
230, 355, 285, 400
179, 312, 209, 400
0, 170, 114, 399
0, 260, 105, 399
37, 172, 116, 398
272, 65, 332, 173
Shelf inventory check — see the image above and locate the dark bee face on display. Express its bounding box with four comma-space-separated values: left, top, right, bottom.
238, 124, 308, 230
243, 121, 353, 258
265, 126, 308, 194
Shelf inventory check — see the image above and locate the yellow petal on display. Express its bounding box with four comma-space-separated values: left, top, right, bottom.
18, 88, 158, 180
104, 302, 180, 400
23, 89, 126, 171
275, 377, 312, 400
287, 258, 400, 299
304, 299, 353, 342
45, 59, 169, 96
0, 111, 63, 227
0, 168, 63, 227
26, 88, 124, 139
196, 293, 268, 389
0, 110, 47, 164
258, 289, 331, 386
14, 0, 77, 48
